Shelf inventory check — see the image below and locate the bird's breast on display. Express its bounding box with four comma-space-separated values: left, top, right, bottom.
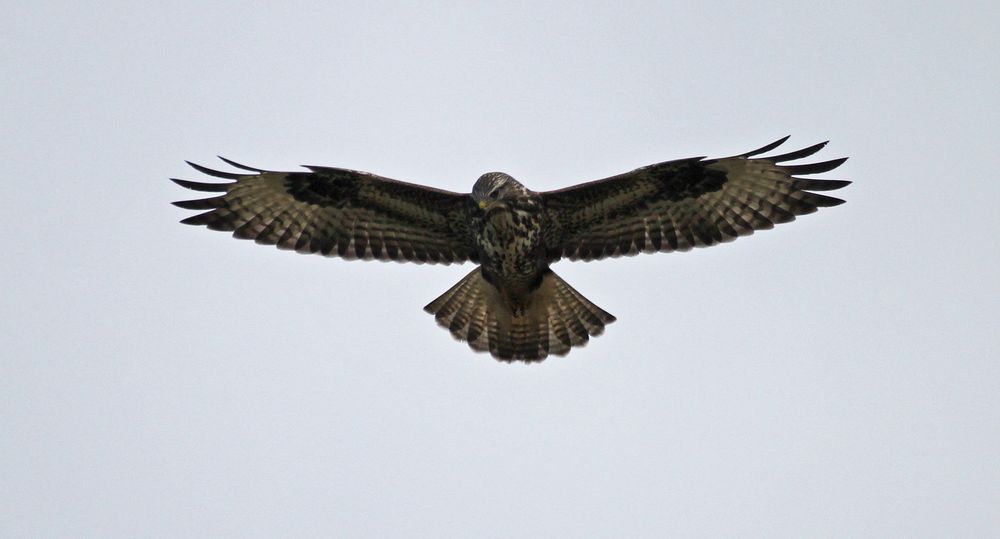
476, 206, 546, 292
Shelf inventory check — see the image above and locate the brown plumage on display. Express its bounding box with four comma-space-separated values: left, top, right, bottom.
172, 137, 849, 362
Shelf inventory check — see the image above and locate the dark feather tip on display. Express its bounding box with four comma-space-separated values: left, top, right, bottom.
803, 192, 847, 207
740, 136, 791, 158
792, 178, 852, 192
217, 156, 264, 173
179, 212, 215, 226
171, 178, 230, 192
186, 161, 245, 180
171, 196, 225, 210
783, 157, 849, 175
767, 141, 829, 163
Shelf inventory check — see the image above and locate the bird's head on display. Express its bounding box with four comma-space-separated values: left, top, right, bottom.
472, 172, 525, 210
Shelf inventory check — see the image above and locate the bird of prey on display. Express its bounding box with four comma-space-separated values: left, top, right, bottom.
172, 137, 848, 362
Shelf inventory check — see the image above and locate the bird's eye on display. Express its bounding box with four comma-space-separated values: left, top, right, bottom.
489, 189, 499, 199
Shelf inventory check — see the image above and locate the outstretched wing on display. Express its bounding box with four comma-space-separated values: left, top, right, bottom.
542, 137, 850, 261
172, 159, 478, 264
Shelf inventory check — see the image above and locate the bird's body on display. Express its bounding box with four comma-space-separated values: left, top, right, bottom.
472, 173, 547, 307
172, 137, 849, 362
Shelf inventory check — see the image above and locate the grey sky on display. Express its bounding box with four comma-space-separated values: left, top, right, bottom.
3, 1, 998, 537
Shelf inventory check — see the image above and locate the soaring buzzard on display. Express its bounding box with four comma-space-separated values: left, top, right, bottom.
172, 137, 848, 362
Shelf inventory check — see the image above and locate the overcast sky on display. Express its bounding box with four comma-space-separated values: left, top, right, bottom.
3, 1, 998, 537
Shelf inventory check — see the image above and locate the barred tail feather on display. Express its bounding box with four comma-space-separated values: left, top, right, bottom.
424, 268, 615, 362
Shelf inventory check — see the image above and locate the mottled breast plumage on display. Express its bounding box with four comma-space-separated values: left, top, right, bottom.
470, 173, 548, 295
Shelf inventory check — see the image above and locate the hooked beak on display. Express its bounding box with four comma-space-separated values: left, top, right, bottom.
478, 199, 504, 214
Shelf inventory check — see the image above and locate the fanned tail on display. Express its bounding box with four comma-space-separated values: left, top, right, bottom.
424, 268, 615, 362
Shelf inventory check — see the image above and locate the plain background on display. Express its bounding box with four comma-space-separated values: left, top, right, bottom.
3, 1, 998, 537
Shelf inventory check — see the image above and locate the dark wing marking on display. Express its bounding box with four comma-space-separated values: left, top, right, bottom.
172, 159, 479, 264
542, 137, 849, 261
